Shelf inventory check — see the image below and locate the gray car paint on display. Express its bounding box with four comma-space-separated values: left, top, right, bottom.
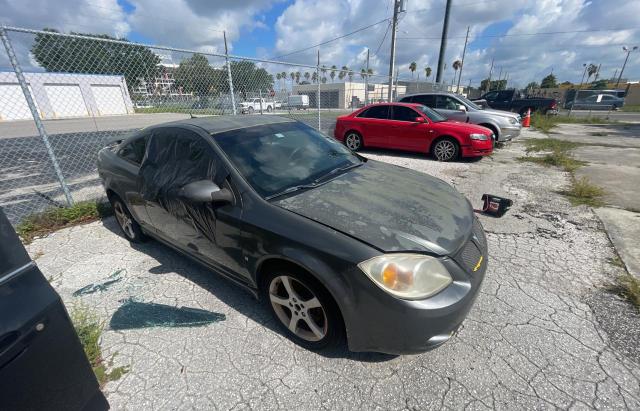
401, 92, 522, 142
274, 159, 473, 256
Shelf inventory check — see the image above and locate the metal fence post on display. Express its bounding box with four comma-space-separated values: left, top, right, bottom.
223, 31, 237, 115
317, 50, 321, 131
259, 89, 263, 114
0, 27, 74, 206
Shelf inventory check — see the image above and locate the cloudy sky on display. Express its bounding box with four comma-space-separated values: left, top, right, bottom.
1, 0, 639, 87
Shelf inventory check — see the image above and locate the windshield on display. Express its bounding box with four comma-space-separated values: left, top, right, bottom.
214, 122, 362, 198
455, 95, 482, 110
416, 105, 447, 122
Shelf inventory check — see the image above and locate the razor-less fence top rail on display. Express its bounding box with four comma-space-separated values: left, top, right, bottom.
0, 26, 444, 225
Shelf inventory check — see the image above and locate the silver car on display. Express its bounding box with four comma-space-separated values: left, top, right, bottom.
399, 92, 522, 142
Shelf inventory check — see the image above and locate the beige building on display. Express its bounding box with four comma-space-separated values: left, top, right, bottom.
292, 82, 407, 109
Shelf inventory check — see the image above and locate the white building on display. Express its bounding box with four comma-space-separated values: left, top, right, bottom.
0, 71, 134, 121
292, 82, 407, 109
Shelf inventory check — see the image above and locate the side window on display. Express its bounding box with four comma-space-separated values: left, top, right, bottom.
436, 96, 460, 110
358, 105, 390, 119
412, 95, 436, 107
399, 96, 413, 103
391, 106, 419, 122
496, 91, 511, 101
140, 127, 224, 201
484, 91, 499, 101
118, 135, 147, 165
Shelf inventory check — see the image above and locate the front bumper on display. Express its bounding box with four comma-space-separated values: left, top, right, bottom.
497, 125, 522, 142
461, 139, 493, 157
344, 219, 488, 354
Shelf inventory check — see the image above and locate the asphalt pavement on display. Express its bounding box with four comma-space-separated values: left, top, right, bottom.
27, 130, 640, 409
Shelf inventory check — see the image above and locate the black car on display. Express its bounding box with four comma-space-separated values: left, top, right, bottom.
97, 116, 487, 354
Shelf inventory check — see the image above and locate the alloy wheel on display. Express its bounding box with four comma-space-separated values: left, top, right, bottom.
269, 275, 328, 342
345, 133, 361, 151
114, 202, 135, 239
434, 140, 456, 161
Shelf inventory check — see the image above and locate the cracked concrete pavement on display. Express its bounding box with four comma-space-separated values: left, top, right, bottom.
27, 129, 640, 410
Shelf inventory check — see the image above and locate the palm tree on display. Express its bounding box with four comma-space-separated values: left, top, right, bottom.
312, 72, 318, 83
304, 72, 310, 82
321, 65, 327, 77
276, 73, 282, 90
409, 61, 417, 79
339, 65, 348, 81
321, 76, 327, 84
360, 68, 367, 79
425, 66, 432, 82
348, 69, 354, 82
289, 72, 295, 88
330, 65, 337, 82
281, 71, 287, 89
586, 63, 598, 83
295, 71, 301, 84
452, 60, 462, 87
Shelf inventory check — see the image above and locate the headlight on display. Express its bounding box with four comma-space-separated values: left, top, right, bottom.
358, 254, 452, 300
508, 117, 518, 125
469, 133, 488, 141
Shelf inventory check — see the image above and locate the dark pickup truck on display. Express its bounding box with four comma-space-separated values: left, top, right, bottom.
475, 89, 558, 115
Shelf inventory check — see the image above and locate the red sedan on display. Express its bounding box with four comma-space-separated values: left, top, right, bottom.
334, 103, 494, 161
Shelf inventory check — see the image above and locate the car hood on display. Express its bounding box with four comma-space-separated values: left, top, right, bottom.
273, 160, 474, 255
478, 108, 520, 119
439, 120, 493, 134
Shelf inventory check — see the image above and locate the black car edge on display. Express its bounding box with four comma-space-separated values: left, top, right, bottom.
0, 207, 109, 410
97, 115, 487, 354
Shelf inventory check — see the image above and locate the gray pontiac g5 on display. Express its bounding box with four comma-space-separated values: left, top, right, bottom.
97, 115, 487, 354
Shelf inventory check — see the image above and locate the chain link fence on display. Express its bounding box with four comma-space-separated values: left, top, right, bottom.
0, 26, 422, 225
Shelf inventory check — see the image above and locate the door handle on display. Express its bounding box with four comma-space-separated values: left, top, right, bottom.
0, 331, 19, 354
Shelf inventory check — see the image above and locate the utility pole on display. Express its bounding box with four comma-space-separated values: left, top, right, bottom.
496, 67, 503, 88
365, 48, 370, 105
504, 72, 509, 89
594, 63, 602, 81
616, 46, 638, 88
485, 58, 494, 93
317, 50, 321, 130
569, 63, 588, 115
436, 0, 452, 83
223, 31, 237, 115
387, 0, 401, 102
456, 26, 470, 92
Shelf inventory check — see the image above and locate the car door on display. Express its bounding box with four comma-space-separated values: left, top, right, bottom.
388, 105, 429, 151
489, 90, 513, 111
355, 105, 392, 147
435, 95, 468, 122
139, 126, 248, 281
0, 207, 109, 411
115, 133, 153, 226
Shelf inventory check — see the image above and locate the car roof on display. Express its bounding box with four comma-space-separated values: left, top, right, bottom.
401, 92, 456, 98
147, 115, 296, 135
362, 102, 423, 108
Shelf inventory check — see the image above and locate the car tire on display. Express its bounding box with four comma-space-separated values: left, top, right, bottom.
262, 268, 343, 351
110, 195, 147, 243
432, 137, 459, 162
267, 106, 273, 112
344, 131, 363, 151
248, 107, 254, 114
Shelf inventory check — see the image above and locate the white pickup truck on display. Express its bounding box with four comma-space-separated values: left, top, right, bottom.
239, 98, 276, 114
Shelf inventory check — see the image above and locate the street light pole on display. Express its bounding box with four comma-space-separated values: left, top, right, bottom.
435, 0, 452, 84
387, 0, 401, 102
456, 26, 470, 92
616, 46, 638, 88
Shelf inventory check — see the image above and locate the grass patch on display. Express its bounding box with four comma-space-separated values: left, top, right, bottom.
608, 274, 640, 310
523, 138, 584, 154
560, 176, 605, 207
621, 105, 640, 112
531, 113, 616, 133
607, 255, 625, 268
517, 152, 586, 172
70, 306, 129, 387
17, 200, 112, 243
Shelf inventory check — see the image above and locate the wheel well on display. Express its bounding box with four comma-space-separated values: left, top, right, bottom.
105, 188, 118, 202
344, 129, 362, 139
478, 123, 498, 137
255, 257, 345, 330
429, 135, 459, 153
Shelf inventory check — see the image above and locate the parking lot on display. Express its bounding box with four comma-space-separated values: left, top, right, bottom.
26, 128, 640, 409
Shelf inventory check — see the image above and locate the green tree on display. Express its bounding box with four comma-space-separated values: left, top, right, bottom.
540, 74, 557, 88
409, 61, 417, 79
321, 76, 327, 84
226, 61, 273, 95
452, 60, 462, 83
360, 68, 366, 79
295, 71, 301, 84
480, 78, 507, 91
347, 68, 354, 82
304, 72, 310, 82
330, 65, 337, 82
312, 71, 318, 83
31, 28, 160, 91
289, 72, 295, 87
339, 65, 348, 81
525, 81, 539, 90
591, 79, 608, 89
425, 66, 432, 81
586, 64, 598, 84
174, 54, 218, 96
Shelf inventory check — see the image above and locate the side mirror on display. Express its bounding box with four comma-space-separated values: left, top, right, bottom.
458, 104, 467, 112
180, 180, 233, 204
414, 116, 426, 123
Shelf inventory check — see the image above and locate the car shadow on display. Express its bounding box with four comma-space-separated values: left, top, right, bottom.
359, 147, 485, 163
101, 216, 397, 362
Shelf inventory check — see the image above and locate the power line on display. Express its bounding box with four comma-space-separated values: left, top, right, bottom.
272, 17, 391, 59
398, 27, 640, 40
373, 20, 392, 57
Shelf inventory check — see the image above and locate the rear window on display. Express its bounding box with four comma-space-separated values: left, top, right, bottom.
412, 95, 436, 107
358, 105, 389, 119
